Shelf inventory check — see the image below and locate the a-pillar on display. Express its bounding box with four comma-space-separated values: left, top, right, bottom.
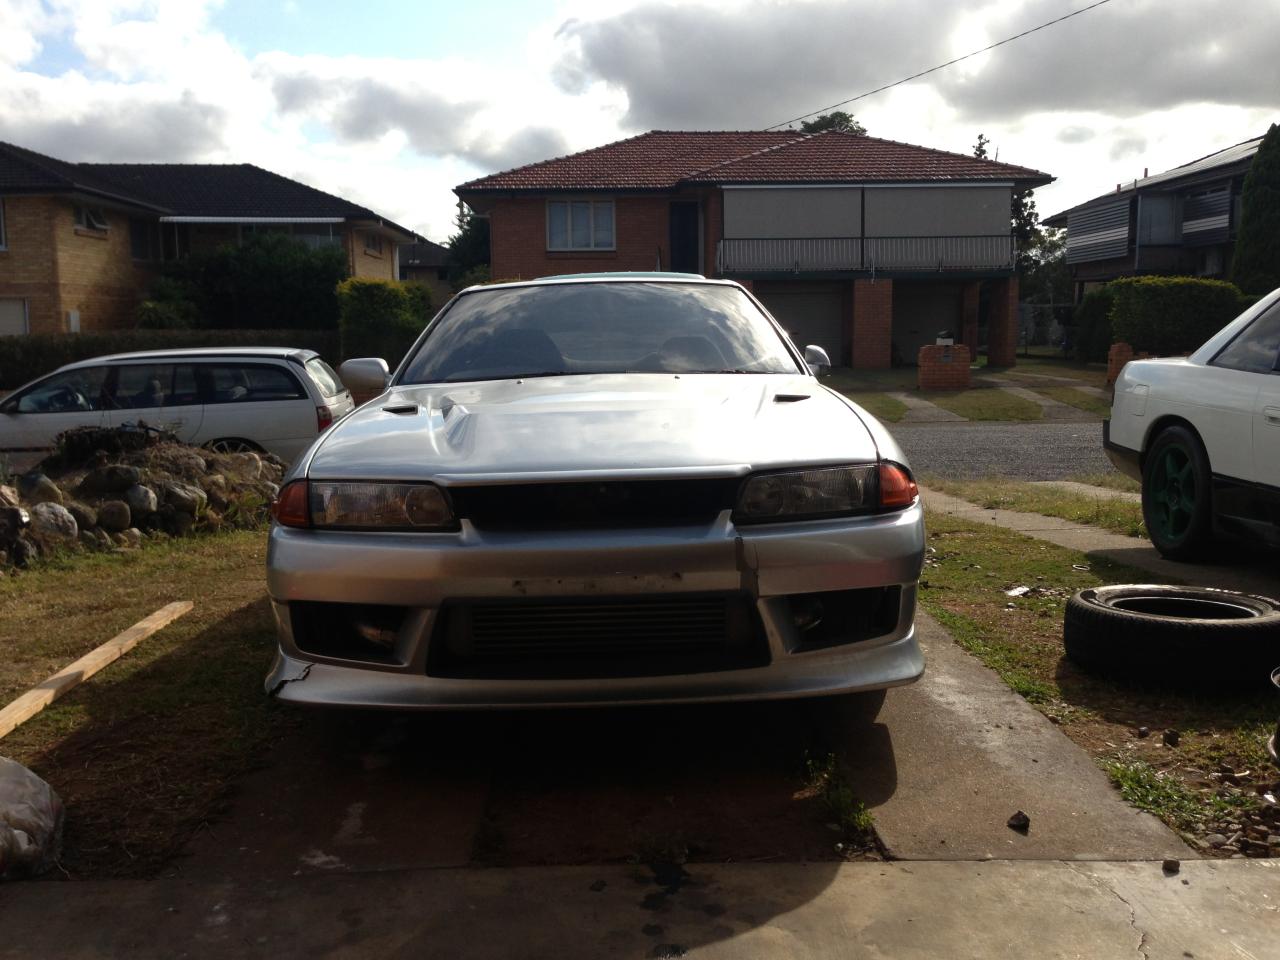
851, 278, 893, 369
986, 276, 1019, 367
960, 280, 980, 351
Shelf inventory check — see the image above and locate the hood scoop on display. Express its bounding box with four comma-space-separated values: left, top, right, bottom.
381, 403, 420, 416
774, 393, 811, 403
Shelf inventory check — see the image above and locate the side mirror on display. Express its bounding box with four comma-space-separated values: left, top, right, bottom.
803, 344, 832, 377
339, 358, 390, 394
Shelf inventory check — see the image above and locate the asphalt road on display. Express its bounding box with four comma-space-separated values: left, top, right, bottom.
888, 420, 1112, 480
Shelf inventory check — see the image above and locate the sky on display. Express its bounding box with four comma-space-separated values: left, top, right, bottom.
2, 0, 1277, 243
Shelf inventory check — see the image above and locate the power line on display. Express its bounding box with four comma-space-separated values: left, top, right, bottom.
765, 0, 1116, 130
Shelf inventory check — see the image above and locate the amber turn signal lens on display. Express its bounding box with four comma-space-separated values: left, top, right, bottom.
272, 480, 310, 528
878, 463, 918, 509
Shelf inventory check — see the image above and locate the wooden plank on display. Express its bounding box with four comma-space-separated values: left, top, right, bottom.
0, 600, 193, 740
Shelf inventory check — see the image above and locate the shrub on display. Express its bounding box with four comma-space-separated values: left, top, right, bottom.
1108, 276, 1245, 355
1072, 286, 1115, 362
336, 278, 433, 368
0, 329, 340, 389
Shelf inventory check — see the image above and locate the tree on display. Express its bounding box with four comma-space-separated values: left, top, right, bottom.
972, 133, 990, 159
1231, 122, 1280, 295
974, 132, 1044, 275
446, 205, 490, 289
799, 111, 866, 135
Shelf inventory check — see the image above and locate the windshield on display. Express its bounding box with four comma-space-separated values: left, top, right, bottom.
397, 282, 803, 384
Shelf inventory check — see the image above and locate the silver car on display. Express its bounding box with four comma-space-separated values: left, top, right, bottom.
265, 275, 925, 708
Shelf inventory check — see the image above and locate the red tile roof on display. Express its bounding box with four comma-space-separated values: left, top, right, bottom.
456, 130, 1052, 194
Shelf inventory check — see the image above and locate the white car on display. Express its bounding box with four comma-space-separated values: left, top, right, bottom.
1106, 288, 1280, 558
0, 347, 354, 472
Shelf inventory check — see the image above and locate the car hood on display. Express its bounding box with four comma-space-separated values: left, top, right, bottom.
306, 374, 880, 483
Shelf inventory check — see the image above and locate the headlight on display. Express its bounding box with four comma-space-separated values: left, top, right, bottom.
270, 480, 457, 530
733, 463, 917, 523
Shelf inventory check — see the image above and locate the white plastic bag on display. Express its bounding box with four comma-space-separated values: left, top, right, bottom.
0, 756, 64, 879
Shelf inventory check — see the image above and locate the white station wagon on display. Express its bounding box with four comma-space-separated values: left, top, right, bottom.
0, 347, 354, 471
1106, 287, 1280, 558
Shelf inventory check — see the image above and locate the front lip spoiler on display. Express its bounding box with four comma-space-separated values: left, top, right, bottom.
1102, 419, 1142, 482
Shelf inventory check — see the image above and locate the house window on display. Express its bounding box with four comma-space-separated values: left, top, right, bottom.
74, 205, 109, 231
129, 218, 159, 261
547, 200, 615, 251
364, 232, 384, 255
0, 199, 7, 250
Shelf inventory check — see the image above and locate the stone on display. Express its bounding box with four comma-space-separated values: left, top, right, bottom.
200, 474, 230, 509
78, 464, 140, 496
93, 528, 113, 549
1162, 729, 1181, 747
163, 481, 207, 516
64, 501, 97, 531
0, 756, 64, 879
118, 527, 144, 549
17, 472, 62, 506
28, 502, 78, 547
124, 484, 157, 517
1161, 858, 1180, 874
97, 500, 131, 532
166, 511, 195, 537
0, 485, 17, 507
1206, 833, 1228, 848
0, 506, 30, 544
1006, 810, 1031, 833
10, 537, 37, 567
78, 529, 99, 549
1136, 726, 1150, 739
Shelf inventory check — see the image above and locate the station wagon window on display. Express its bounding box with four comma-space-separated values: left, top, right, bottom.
9, 367, 108, 413
547, 200, 614, 250
74, 205, 109, 231
304, 357, 344, 397
1211, 303, 1280, 374
109, 364, 178, 409
205, 364, 306, 403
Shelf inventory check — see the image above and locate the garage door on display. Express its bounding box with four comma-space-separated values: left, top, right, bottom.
755, 285, 844, 365
0, 299, 27, 336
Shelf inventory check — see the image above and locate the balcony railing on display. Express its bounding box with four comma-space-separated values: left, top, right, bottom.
716, 235, 1014, 274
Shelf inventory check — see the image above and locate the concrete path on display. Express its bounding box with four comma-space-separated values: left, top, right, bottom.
2, 859, 1275, 959
1031, 479, 1142, 504
999, 371, 1112, 399
920, 484, 1280, 598
827, 613, 1190, 862
886, 390, 967, 422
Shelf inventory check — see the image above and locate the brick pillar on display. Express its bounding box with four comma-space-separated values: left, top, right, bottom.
960, 280, 980, 349
918, 344, 972, 389
703, 189, 722, 278
1107, 342, 1134, 384
986, 276, 1018, 367
851, 278, 893, 369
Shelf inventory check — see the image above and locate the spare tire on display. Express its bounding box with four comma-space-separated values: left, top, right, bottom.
1063, 584, 1280, 689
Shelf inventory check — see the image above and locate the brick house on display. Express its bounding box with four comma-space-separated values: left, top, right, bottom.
0, 141, 419, 336
398, 239, 452, 307
455, 131, 1053, 367
1042, 134, 1264, 302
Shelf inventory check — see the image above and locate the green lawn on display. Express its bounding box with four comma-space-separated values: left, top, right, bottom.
1034, 386, 1113, 418
841, 391, 908, 422
926, 387, 1043, 421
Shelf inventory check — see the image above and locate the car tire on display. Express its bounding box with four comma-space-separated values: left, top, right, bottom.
205, 438, 262, 454
1141, 425, 1213, 560
1063, 584, 1280, 689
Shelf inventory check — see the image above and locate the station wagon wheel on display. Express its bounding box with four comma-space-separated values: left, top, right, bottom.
1141, 425, 1212, 560
206, 438, 261, 454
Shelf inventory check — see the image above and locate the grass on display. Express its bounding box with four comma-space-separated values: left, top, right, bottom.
995, 355, 1110, 387
841, 391, 908, 423
925, 476, 1146, 538
1070, 471, 1141, 493
1035, 386, 1113, 418
803, 750, 875, 838
920, 510, 1277, 849
0, 529, 286, 878
925, 387, 1043, 421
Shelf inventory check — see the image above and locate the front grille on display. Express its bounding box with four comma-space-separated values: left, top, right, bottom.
447, 478, 737, 531
428, 594, 768, 679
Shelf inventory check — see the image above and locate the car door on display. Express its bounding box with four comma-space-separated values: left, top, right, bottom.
104, 362, 190, 438
0, 366, 109, 472
197, 361, 314, 459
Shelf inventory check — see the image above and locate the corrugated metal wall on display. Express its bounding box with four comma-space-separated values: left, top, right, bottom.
1065, 196, 1130, 264
1181, 185, 1231, 245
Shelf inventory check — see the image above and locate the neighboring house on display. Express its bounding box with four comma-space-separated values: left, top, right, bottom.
455, 130, 1052, 367
398, 239, 451, 306
0, 140, 420, 336
1043, 135, 1264, 302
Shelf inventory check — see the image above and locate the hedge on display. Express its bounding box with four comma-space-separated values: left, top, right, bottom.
1108, 276, 1246, 356
0, 329, 340, 390
1072, 286, 1115, 362
337, 278, 433, 370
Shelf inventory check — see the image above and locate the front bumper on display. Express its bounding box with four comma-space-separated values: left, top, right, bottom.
265, 502, 926, 709
1102, 419, 1143, 482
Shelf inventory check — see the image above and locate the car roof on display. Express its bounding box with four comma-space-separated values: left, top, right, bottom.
55, 346, 319, 371
461, 272, 739, 293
